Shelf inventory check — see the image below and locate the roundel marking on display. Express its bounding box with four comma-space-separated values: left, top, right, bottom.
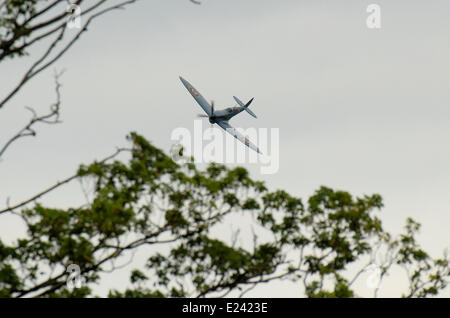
189, 86, 199, 97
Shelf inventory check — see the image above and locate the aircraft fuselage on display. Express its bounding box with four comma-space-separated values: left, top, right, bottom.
210, 106, 245, 122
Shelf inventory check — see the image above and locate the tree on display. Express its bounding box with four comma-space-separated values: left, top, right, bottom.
0, 132, 448, 298
0, 0, 145, 160
0, 0, 202, 159
0, 0, 139, 107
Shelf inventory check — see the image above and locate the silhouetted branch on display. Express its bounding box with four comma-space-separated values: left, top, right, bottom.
0, 70, 64, 159
0, 147, 130, 215
0, 0, 138, 109
0, 0, 203, 110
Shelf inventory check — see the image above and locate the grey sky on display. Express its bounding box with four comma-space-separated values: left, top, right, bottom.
0, 0, 449, 297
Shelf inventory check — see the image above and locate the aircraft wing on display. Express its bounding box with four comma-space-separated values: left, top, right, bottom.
217, 121, 262, 154
179, 76, 212, 116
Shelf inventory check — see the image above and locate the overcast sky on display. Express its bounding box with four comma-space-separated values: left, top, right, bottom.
0, 0, 449, 297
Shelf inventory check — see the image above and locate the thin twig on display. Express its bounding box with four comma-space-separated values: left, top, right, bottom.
0, 0, 137, 109
0, 147, 130, 215
0, 70, 64, 159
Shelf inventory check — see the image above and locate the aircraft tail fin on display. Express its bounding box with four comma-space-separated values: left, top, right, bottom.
233, 96, 257, 118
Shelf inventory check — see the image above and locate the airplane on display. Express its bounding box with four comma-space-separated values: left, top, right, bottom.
179, 76, 262, 154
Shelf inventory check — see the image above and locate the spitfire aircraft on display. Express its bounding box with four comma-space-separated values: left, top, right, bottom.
179, 76, 262, 154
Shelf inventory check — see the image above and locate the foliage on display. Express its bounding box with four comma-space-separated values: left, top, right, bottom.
0, 133, 448, 297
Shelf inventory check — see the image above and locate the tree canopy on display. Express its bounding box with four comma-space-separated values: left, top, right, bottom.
0, 133, 448, 297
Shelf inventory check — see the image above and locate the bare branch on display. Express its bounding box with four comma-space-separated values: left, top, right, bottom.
0, 147, 130, 215
0, 70, 64, 159
0, 0, 137, 109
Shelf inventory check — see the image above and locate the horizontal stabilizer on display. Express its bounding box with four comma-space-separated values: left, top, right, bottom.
233, 96, 257, 118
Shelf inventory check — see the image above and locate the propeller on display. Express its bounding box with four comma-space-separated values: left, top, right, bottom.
197, 100, 216, 128
209, 100, 215, 127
